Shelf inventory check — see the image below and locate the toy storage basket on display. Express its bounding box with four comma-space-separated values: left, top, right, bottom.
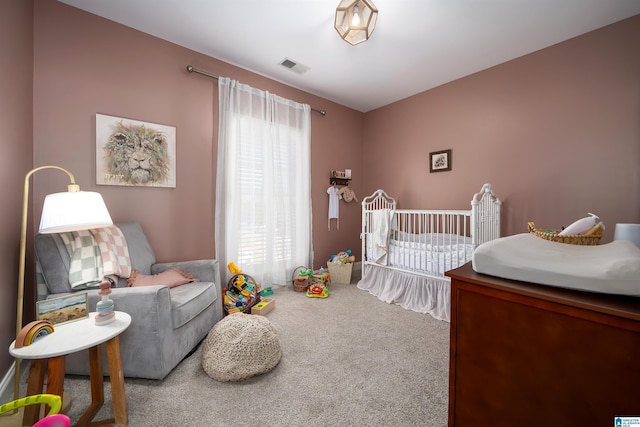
224, 274, 261, 315
292, 267, 311, 292
293, 276, 309, 292
528, 222, 602, 246
327, 262, 353, 284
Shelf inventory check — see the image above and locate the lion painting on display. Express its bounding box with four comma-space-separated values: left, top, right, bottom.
103, 121, 171, 185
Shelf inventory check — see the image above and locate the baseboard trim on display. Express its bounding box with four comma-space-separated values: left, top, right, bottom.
0, 362, 16, 403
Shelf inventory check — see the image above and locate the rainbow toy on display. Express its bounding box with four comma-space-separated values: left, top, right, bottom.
15, 320, 54, 348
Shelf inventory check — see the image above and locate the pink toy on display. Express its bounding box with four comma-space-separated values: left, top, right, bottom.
33, 414, 71, 427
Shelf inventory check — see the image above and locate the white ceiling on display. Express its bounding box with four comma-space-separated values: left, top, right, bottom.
58, 0, 640, 113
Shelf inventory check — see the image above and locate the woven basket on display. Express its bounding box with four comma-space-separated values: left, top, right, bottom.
224, 274, 261, 315
293, 275, 309, 292
528, 222, 602, 246
327, 262, 353, 284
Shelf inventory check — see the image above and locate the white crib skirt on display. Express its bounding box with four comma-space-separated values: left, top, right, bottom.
356, 265, 451, 322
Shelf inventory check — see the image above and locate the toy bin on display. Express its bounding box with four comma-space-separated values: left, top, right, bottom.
327, 262, 353, 284
224, 274, 261, 315
293, 275, 309, 292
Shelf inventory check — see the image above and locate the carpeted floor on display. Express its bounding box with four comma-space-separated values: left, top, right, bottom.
60, 281, 450, 426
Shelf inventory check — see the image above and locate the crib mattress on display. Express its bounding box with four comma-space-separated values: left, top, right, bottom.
367, 233, 473, 276
472, 233, 640, 296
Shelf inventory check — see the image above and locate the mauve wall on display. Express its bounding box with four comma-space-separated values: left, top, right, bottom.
3, 0, 639, 384
33, 0, 364, 273
363, 14, 640, 241
0, 0, 34, 381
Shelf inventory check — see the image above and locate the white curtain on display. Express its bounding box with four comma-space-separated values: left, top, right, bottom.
215, 77, 312, 287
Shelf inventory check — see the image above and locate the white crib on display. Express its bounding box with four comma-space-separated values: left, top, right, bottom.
357, 183, 502, 321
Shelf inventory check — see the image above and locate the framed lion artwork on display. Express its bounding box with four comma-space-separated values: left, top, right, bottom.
96, 113, 177, 187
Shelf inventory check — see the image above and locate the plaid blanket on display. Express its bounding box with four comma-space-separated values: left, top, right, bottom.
38, 225, 132, 293
92, 226, 132, 278
59, 230, 104, 289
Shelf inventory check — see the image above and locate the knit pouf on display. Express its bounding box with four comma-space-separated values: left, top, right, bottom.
201, 313, 282, 382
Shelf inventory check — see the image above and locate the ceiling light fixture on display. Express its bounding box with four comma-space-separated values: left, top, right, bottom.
334, 0, 378, 46
352, 5, 361, 26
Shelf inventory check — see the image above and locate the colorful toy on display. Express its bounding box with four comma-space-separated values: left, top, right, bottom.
15, 320, 54, 349
299, 269, 314, 279
306, 268, 330, 298
260, 287, 274, 296
227, 261, 242, 274
95, 279, 116, 326
230, 274, 248, 293
0, 394, 70, 427
224, 262, 261, 315
306, 283, 329, 298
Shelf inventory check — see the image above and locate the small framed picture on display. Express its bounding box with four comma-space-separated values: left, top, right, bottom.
37, 292, 89, 326
429, 149, 452, 173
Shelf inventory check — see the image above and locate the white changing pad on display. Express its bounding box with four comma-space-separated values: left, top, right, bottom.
472, 233, 640, 296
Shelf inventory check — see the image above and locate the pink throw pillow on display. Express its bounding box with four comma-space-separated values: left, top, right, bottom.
127, 269, 198, 288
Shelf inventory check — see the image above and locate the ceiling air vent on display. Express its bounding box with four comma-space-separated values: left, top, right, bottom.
279, 57, 310, 74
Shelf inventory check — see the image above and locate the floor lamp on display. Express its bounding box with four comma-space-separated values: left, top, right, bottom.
13, 165, 113, 405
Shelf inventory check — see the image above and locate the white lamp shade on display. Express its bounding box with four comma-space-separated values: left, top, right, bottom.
39, 191, 113, 234
613, 223, 640, 249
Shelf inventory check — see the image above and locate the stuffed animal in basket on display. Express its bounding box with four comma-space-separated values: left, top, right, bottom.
329, 249, 355, 264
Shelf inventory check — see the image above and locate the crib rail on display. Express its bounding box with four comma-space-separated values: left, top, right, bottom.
389, 209, 472, 279
394, 209, 471, 236
360, 184, 501, 279
471, 183, 502, 247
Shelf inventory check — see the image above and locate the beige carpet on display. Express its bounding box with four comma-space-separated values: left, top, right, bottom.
60, 281, 450, 426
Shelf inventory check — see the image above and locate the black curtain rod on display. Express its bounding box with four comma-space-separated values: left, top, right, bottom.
186, 65, 327, 116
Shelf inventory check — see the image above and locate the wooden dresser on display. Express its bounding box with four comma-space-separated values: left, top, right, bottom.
446, 263, 640, 427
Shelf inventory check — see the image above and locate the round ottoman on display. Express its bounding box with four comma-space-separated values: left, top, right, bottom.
201, 313, 282, 382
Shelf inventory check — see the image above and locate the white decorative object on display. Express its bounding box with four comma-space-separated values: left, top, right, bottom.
558, 213, 602, 236
614, 223, 640, 249
95, 280, 115, 326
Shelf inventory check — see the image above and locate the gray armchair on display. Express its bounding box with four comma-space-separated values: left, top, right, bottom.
34, 221, 223, 380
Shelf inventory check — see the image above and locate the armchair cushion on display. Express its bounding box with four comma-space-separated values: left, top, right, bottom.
127, 268, 197, 288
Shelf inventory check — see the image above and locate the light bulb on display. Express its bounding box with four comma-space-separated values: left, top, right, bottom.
352, 4, 361, 26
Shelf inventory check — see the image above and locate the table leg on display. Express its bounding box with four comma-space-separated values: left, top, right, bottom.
22, 356, 65, 424
23, 359, 47, 425
105, 336, 128, 426
75, 345, 104, 426
45, 356, 66, 416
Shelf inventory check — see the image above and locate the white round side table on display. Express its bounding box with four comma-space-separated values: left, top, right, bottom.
9, 311, 131, 426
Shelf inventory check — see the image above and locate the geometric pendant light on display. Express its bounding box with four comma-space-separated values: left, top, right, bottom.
334, 0, 378, 46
